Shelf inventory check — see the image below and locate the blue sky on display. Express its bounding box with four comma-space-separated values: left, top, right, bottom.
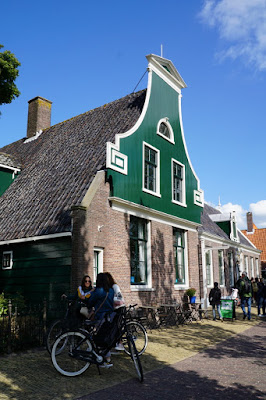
1, 0, 266, 229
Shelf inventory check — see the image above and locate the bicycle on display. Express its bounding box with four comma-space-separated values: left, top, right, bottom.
51, 306, 144, 382
46, 299, 86, 354
123, 304, 148, 356
47, 302, 148, 357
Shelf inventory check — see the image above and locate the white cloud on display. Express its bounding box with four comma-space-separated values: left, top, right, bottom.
217, 202, 247, 230
199, 0, 266, 71
250, 200, 266, 228
210, 200, 266, 229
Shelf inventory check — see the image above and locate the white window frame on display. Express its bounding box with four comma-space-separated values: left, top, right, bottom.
93, 247, 104, 285
156, 118, 175, 144
244, 255, 249, 276
255, 258, 259, 277
142, 142, 161, 198
2, 251, 13, 270
228, 252, 234, 287
174, 230, 189, 290
218, 250, 225, 287
171, 158, 186, 207
206, 250, 213, 288
250, 257, 254, 278
130, 218, 152, 291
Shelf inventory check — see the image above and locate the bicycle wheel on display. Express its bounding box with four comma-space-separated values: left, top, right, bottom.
46, 319, 65, 354
123, 321, 148, 356
127, 334, 144, 382
51, 331, 91, 377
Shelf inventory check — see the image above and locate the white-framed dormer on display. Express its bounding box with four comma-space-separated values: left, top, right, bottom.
156, 118, 175, 144
2, 251, 13, 270
142, 141, 161, 198
171, 158, 186, 207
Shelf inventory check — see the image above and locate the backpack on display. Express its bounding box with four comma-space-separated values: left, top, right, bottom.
252, 282, 258, 293
243, 279, 252, 295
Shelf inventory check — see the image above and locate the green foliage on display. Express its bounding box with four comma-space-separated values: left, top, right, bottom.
0, 292, 26, 315
0, 292, 8, 316
185, 288, 196, 297
0, 44, 21, 109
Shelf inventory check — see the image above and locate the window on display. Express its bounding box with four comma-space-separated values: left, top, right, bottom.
255, 258, 259, 277
156, 118, 174, 143
173, 228, 186, 284
244, 256, 249, 276
218, 250, 225, 286
2, 251, 13, 270
93, 248, 103, 285
206, 250, 213, 287
228, 252, 234, 286
130, 216, 148, 285
143, 142, 160, 197
159, 122, 170, 138
172, 159, 186, 206
250, 257, 254, 278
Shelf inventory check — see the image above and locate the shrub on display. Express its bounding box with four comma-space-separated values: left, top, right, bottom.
185, 288, 196, 297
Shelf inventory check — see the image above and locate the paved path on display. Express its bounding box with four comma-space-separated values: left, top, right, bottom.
77, 322, 266, 400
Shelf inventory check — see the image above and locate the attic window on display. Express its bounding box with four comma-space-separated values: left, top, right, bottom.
157, 118, 174, 144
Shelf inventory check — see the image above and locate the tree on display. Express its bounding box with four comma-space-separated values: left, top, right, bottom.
0, 44, 21, 112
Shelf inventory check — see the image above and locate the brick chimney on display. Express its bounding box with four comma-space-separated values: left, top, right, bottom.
247, 212, 254, 233
27, 96, 52, 138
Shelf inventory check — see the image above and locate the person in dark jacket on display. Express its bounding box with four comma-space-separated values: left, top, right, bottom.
209, 282, 223, 321
237, 272, 252, 320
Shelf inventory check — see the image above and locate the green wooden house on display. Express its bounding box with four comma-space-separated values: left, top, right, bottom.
0, 54, 259, 307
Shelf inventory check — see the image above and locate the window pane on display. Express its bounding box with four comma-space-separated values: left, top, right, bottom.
159, 122, 170, 138
173, 162, 183, 202
173, 229, 185, 284
130, 216, 147, 285
144, 145, 157, 192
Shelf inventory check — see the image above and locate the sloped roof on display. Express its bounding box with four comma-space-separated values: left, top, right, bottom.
202, 203, 255, 248
0, 90, 146, 241
242, 228, 266, 260
0, 152, 21, 170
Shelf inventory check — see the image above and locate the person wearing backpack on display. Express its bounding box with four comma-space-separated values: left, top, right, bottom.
209, 282, 223, 321
238, 272, 252, 320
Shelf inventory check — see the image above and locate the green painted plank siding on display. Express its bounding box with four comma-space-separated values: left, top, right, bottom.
107, 73, 202, 224
0, 237, 71, 303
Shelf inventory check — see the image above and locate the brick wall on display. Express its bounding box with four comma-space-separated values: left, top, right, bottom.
71, 172, 201, 305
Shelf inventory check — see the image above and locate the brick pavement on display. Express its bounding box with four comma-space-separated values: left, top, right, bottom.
77, 322, 266, 400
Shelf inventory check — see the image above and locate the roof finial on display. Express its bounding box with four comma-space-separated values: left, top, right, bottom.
161, 44, 163, 58
217, 196, 222, 211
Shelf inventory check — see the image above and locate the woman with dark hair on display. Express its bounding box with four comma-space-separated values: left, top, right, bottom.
85, 273, 114, 320
62, 275, 93, 301
105, 272, 125, 309
85, 273, 114, 368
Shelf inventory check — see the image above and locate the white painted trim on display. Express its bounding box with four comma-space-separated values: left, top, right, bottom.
178, 91, 204, 205
206, 249, 213, 288
142, 141, 161, 197
200, 231, 261, 255
171, 158, 186, 207
0, 164, 21, 173
156, 118, 175, 144
106, 67, 152, 173
93, 247, 104, 285
2, 251, 13, 270
109, 196, 199, 232
0, 232, 72, 246
174, 230, 189, 289
130, 220, 152, 290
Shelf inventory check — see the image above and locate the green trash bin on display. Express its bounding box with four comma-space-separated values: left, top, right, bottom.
221, 299, 235, 320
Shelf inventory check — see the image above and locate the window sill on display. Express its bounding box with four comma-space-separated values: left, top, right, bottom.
142, 188, 161, 198
172, 200, 187, 208
131, 286, 154, 292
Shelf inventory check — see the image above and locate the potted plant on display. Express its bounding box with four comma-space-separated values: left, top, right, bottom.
185, 288, 196, 303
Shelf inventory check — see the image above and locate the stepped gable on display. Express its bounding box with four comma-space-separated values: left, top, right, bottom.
0, 90, 146, 241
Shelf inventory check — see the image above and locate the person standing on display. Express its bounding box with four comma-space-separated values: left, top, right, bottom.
237, 272, 252, 320
209, 282, 223, 321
